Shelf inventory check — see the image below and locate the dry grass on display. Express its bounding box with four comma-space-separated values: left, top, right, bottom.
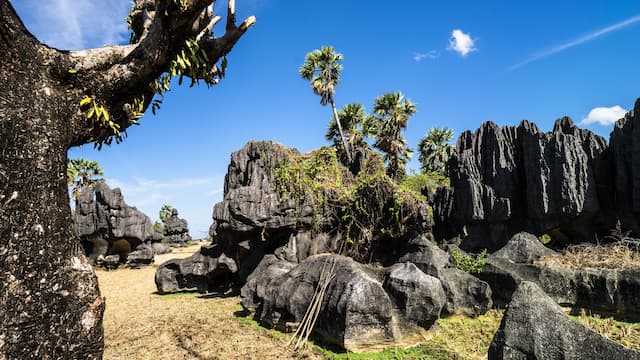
537, 242, 640, 270
97, 244, 321, 360
571, 309, 640, 351
431, 309, 503, 359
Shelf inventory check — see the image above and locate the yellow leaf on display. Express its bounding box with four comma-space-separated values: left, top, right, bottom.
87, 107, 95, 119
80, 97, 92, 106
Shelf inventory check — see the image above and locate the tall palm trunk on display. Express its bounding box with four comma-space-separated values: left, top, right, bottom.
330, 99, 352, 163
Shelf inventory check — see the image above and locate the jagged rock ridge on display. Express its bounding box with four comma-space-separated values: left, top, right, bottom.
434, 99, 640, 251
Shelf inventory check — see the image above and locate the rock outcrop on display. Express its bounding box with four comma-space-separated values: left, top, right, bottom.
156, 141, 431, 292
480, 232, 640, 318
433, 98, 640, 252
74, 181, 161, 265
488, 281, 640, 359
241, 254, 446, 351
162, 208, 192, 247
155, 141, 493, 351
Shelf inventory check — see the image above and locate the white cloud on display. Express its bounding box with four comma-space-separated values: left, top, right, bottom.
414, 50, 439, 62
104, 175, 225, 235
510, 15, 640, 70
581, 105, 628, 126
448, 29, 477, 57
18, 0, 131, 50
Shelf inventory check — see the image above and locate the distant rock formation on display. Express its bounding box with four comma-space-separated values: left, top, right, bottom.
433, 99, 640, 251
162, 208, 191, 247
74, 181, 163, 267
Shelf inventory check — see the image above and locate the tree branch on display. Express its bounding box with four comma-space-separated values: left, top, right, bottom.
63, 0, 255, 147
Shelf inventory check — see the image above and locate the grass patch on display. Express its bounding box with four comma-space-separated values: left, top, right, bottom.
431, 309, 503, 359
537, 242, 640, 270
571, 309, 640, 350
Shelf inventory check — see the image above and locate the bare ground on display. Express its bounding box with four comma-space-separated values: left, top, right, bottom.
97, 244, 321, 360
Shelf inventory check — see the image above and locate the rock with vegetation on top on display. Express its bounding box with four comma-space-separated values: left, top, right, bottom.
241, 254, 446, 352
74, 181, 158, 266
162, 208, 192, 247
488, 281, 640, 359
156, 141, 431, 293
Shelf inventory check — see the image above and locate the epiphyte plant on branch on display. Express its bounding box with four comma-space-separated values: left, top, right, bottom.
0, 0, 254, 358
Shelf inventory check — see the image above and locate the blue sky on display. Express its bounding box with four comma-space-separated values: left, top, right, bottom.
14, 0, 640, 235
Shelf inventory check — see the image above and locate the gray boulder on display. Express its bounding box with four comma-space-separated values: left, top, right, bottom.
491, 232, 556, 263
241, 254, 445, 352
480, 233, 640, 317
398, 235, 492, 316
126, 243, 154, 268
489, 281, 640, 359
383, 262, 446, 329
162, 208, 192, 247
151, 242, 172, 255
155, 245, 236, 293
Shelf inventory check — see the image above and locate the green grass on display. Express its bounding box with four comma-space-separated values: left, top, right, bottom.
233, 309, 506, 359
570, 309, 640, 350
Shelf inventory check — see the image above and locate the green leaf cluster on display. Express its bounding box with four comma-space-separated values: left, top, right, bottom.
451, 249, 487, 275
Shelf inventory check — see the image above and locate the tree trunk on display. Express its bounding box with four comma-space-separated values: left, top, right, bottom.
0, 0, 254, 356
330, 99, 353, 163
1, 3, 104, 358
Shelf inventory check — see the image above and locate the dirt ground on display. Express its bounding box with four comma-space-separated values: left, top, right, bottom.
97, 244, 321, 360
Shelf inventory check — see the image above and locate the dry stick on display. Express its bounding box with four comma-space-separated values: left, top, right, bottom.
287, 260, 329, 346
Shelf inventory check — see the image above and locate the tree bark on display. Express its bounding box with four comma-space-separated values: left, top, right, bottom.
0, 0, 253, 357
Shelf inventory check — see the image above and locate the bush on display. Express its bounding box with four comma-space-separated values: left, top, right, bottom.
451, 249, 487, 275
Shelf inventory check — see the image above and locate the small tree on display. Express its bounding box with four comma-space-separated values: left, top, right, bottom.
300, 46, 352, 163
67, 158, 104, 199
367, 92, 416, 181
418, 127, 455, 174
159, 204, 176, 223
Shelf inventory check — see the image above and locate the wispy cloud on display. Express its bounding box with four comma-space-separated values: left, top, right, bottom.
581, 105, 628, 126
18, 0, 131, 50
448, 29, 477, 57
510, 15, 640, 70
414, 50, 439, 62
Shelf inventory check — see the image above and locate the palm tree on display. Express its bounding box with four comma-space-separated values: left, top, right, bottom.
368, 92, 416, 181
417, 127, 455, 173
300, 46, 352, 163
159, 204, 176, 223
326, 103, 368, 162
67, 158, 104, 199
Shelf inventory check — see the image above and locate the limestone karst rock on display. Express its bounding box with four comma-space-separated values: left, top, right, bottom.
162, 208, 192, 247
431, 102, 640, 250
74, 181, 160, 266
488, 281, 640, 359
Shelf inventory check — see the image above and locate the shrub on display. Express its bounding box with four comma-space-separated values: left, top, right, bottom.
451, 249, 487, 275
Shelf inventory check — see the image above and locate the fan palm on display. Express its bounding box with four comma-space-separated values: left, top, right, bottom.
417, 127, 455, 173
67, 158, 104, 199
368, 92, 416, 181
300, 46, 352, 162
326, 103, 368, 161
